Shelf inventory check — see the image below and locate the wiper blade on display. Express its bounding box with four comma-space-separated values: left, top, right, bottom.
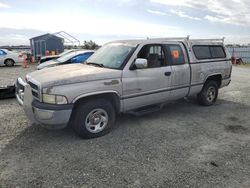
86, 62, 105, 68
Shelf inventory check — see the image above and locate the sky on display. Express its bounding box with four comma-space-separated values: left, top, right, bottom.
1, 0, 250, 45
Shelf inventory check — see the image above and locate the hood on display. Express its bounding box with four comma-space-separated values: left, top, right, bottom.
28, 64, 122, 88
37, 59, 59, 70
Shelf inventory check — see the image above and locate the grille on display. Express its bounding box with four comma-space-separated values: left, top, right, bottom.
28, 81, 39, 90
28, 81, 40, 100
31, 90, 39, 98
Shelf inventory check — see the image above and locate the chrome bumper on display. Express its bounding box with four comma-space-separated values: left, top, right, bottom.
16, 77, 37, 124
16, 78, 72, 130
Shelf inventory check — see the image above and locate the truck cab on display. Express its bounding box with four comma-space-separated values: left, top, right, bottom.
16, 37, 232, 139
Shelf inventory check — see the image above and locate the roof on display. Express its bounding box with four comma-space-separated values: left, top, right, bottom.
111, 37, 225, 46
30, 33, 63, 41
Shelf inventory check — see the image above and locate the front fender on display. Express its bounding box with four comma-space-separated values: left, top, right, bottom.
72, 90, 120, 103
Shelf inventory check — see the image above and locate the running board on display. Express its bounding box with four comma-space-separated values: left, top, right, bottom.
128, 105, 162, 116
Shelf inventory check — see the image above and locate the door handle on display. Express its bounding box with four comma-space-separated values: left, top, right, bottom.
165, 72, 172, 76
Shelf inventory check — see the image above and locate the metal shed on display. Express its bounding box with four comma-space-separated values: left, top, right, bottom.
30, 33, 64, 59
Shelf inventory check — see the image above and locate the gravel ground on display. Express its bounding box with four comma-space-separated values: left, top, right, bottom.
0, 65, 250, 188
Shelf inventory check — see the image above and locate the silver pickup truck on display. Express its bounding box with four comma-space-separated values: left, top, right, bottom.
16, 37, 232, 139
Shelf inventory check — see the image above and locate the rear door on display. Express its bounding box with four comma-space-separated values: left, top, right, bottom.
122, 44, 172, 111
164, 43, 191, 99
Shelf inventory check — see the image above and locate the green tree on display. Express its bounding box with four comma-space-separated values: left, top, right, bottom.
83, 40, 99, 50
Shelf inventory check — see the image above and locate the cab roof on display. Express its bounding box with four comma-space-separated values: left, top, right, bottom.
110, 37, 225, 46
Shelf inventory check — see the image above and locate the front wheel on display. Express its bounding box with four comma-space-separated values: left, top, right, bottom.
197, 80, 219, 106
5, 59, 15, 67
72, 98, 116, 139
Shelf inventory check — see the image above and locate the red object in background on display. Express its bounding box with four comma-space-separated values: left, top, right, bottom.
32, 56, 35, 64
231, 57, 244, 65
22, 54, 29, 68
172, 50, 180, 59
45, 50, 50, 56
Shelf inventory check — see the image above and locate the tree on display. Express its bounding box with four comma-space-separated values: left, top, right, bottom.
83, 40, 99, 50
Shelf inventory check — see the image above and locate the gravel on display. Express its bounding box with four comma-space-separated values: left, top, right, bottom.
0, 65, 250, 188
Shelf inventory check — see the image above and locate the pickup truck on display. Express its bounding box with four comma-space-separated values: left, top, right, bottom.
16, 37, 232, 139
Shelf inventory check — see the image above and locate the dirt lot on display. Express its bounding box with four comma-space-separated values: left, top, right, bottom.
0, 65, 250, 188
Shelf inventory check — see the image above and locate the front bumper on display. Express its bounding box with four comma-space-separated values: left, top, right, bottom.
16, 78, 73, 130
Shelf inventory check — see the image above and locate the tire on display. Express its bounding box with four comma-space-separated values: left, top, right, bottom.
197, 80, 218, 106
5, 59, 15, 67
72, 98, 116, 139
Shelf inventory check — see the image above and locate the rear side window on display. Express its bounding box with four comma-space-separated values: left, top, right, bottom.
210, 46, 226, 58
165, 44, 185, 65
169, 45, 185, 65
193, 45, 226, 60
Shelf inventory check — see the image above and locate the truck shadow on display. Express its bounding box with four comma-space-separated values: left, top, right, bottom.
1, 98, 250, 155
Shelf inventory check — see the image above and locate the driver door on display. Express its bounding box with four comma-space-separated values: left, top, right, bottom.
122, 44, 172, 111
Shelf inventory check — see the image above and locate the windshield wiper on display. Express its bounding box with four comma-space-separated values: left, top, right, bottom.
86, 62, 105, 68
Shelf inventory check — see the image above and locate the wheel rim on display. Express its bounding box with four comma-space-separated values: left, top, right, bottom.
6, 60, 13, 66
85, 108, 109, 133
206, 86, 216, 102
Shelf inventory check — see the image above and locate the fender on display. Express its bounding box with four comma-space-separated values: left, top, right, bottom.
72, 90, 121, 103
204, 73, 222, 83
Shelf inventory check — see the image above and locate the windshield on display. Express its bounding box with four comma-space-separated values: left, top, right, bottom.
57, 52, 80, 63
86, 43, 136, 69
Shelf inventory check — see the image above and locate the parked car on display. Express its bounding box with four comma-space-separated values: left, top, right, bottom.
37, 50, 95, 70
0, 49, 23, 67
39, 49, 81, 64
16, 37, 232, 139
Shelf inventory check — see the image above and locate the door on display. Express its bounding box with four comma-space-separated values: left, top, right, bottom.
164, 43, 191, 100
122, 44, 172, 111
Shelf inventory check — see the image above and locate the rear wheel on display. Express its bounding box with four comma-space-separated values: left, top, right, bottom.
72, 98, 116, 139
5, 59, 15, 67
197, 80, 218, 106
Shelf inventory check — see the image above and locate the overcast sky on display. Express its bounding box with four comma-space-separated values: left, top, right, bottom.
0, 0, 250, 45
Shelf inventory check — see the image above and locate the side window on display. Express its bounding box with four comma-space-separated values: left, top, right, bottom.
210, 46, 226, 58
137, 44, 166, 68
193, 46, 211, 60
166, 45, 185, 65
71, 53, 90, 63
76, 54, 88, 63
193, 45, 226, 60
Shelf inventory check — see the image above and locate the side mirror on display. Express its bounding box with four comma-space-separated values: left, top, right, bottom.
134, 58, 148, 69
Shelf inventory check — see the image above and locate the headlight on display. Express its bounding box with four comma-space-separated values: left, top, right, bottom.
42, 94, 68, 104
